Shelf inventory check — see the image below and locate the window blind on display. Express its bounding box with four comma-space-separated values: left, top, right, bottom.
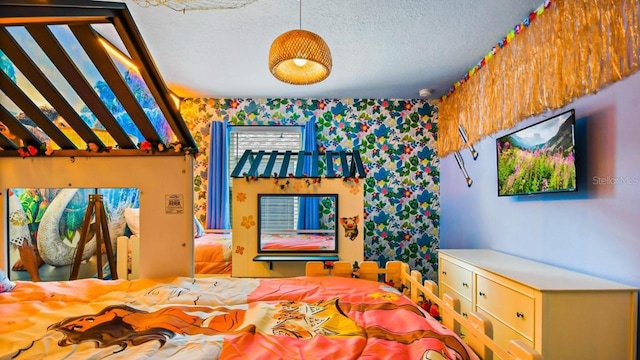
228, 126, 302, 225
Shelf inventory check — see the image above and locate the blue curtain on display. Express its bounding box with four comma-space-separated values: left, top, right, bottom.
297, 118, 320, 230
206, 121, 230, 229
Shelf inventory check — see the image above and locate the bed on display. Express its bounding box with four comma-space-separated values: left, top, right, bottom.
194, 231, 232, 275
0, 261, 541, 360
122, 209, 232, 276
116, 231, 232, 278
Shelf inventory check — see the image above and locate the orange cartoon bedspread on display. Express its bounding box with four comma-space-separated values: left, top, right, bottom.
0, 276, 477, 360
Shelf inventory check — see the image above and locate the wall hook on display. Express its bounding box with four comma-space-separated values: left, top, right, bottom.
458, 125, 479, 160
454, 151, 473, 187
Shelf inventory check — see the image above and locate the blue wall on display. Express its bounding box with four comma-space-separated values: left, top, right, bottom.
440, 71, 640, 355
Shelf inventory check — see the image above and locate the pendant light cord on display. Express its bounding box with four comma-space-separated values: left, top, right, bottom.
299, 0, 302, 29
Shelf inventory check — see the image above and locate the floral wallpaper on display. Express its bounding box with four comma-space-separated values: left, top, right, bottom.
180, 98, 440, 279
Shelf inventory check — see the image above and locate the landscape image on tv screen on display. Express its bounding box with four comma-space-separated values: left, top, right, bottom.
496, 110, 577, 196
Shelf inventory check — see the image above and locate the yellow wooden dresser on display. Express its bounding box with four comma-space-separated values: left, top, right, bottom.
438, 249, 638, 360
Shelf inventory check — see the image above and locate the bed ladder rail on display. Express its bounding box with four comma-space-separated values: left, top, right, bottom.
306, 260, 544, 360
442, 293, 461, 336
401, 266, 543, 360
116, 235, 140, 280
306, 260, 404, 286
467, 311, 493, 359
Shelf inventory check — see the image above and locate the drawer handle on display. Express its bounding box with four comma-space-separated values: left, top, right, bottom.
462, 282, 468, 287
442, 271, 447, 275
462, 312, 468, 318
516, 312, 524, 318
478, 291, 486, 297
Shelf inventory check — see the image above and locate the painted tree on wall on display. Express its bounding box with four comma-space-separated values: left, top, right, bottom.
180, 98, 440, 279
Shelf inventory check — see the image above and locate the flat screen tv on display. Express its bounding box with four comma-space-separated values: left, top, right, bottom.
496, 109, 577, 196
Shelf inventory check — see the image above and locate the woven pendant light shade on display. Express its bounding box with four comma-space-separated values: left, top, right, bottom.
269, 29, 332, 85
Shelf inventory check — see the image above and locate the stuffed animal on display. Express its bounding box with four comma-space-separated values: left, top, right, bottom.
418, 294, 441, 321
351, 261, 360, 278
340, 216, 359, 241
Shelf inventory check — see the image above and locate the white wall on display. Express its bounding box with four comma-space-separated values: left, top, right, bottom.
0, 155, 195, 278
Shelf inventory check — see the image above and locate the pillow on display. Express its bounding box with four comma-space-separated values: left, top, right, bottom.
124, 208, 140, 235
0, 269, 16, 293
194, 216, 205, 238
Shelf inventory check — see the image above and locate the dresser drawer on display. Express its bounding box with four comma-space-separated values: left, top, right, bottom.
476, 308, 534, 353
476, 275, 534, 340
439, 258, 473, 300
440, 283, 473, 339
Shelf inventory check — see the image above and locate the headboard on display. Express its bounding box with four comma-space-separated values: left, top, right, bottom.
230, 150, 365, 277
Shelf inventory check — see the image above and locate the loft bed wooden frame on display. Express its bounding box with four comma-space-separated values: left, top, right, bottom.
0, 0, 198, 279
0, 0, 197, 157
307, 261, 543, 360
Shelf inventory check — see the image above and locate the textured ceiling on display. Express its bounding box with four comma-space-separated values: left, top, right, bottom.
115, 0, 543, 100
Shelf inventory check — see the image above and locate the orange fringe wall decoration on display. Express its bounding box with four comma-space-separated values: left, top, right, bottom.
437, 0, 640, 158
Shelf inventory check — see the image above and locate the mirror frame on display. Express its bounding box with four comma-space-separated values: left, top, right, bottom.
257, 193, 339, 254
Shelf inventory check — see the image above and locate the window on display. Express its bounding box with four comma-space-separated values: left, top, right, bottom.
228, 126, 302, 225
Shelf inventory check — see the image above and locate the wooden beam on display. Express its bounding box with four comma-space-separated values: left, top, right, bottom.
230, 149, 252, 177
352, 150, 366, 177
325, 151, 334, 177
112, 15, 197, 150
26, 24, 136, 149
311, 150, 319, 176
278, 151, 291, 178
0, 131, 18, 150
0, 71, 75, 149
0, 17, 110, 26
262, 151, 278, 177
69, 23, 162, 145
0, 1, 123, 24
246, 150, 264, 177
295, 150, 305, 176
0, 148, 190, 158
0, 27, 104, 148
339, 151, 350, 177
0, 104, 42, 147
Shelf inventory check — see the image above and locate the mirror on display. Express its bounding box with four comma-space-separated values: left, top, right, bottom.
258, 194, 338, 253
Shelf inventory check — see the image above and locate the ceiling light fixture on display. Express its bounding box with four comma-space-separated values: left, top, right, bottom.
268, 0, 332, 85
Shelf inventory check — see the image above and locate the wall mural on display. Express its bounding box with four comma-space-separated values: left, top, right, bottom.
8, 188, 139, 281
180, 98, 440, 279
